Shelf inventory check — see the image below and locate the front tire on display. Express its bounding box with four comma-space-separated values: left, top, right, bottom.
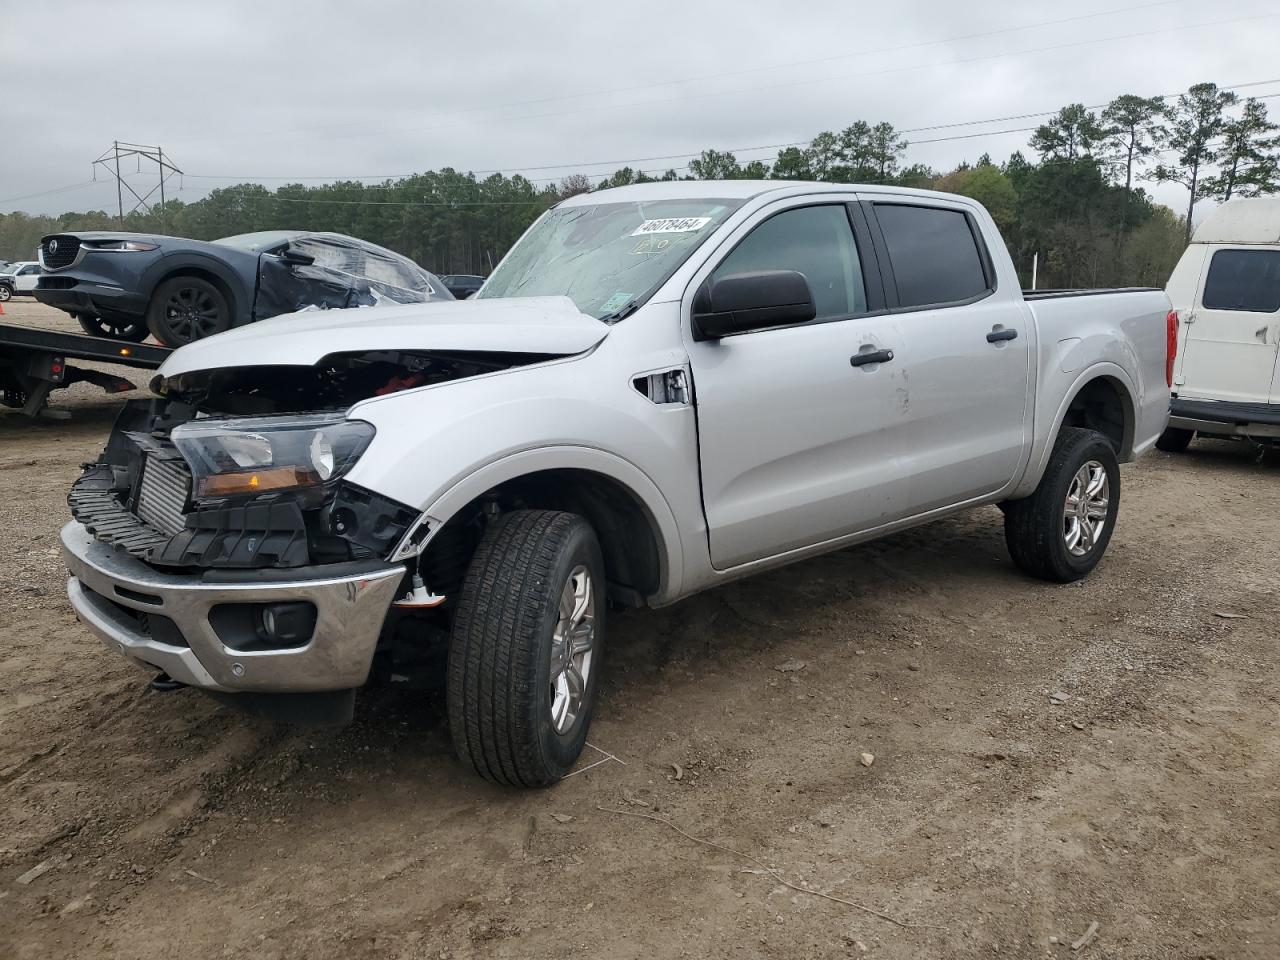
447, 510, 606, 787
1155, 427, 1194, 453
146, 276, 231, 346
1004, 427, 1120, 583
0, 285, 11, 302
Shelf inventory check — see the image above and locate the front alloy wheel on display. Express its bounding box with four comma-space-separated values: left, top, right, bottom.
549, 565, 596, 734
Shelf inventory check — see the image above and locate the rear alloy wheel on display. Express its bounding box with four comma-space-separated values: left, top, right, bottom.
1155, 427, 1194, 453
76, 313, 150, 343
146, 276, 231, 346
1003, 427, 1121, 583
447, 510, 606, 787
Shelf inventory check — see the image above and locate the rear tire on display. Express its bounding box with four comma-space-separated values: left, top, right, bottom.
447, 510, 606, 787
76, 313, 150, 343
1004, 427, 1120, 583
146, 276, 231, 346
1155, 427, 1194, 453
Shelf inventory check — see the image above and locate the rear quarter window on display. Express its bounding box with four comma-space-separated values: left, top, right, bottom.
1202, 249, 1280, 313
874, 204, 990, 308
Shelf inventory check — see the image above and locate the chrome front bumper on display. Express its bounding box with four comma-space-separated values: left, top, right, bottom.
61, 521, 404, 693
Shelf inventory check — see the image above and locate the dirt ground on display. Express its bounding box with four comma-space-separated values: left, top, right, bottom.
1, 299, 1277, 960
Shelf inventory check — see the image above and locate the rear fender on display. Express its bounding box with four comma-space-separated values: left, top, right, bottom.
1012, 362, 1139, 499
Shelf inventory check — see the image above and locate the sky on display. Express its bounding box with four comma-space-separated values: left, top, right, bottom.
1, 0, 1278, 220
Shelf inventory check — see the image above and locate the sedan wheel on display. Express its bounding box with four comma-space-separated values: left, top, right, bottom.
77, 313, 150, 343
146, 276, 231, 346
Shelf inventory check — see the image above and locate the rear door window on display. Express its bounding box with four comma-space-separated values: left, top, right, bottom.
1202, 249, 1280, 313
873, 204, 990, 308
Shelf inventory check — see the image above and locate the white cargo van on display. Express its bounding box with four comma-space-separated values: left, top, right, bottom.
1162, 198, 1280, 451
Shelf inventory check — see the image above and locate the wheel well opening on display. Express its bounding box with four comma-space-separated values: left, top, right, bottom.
1061, 377, 1132, 455
154, 268, 237, 318
418, 469, 663, 609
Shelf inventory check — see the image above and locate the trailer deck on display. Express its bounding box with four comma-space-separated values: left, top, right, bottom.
0, 321, 170, 418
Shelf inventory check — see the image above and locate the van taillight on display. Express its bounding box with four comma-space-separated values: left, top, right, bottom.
1166, 310, 1178, 388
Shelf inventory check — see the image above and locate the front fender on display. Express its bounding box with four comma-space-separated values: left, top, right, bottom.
139, 251, 256, 324
413, 445, 684, 601
342, 347, 701, 604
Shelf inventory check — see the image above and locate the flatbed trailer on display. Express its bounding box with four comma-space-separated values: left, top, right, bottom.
0, 322, 171, 418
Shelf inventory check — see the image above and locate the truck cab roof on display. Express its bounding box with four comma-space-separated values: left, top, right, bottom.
556, 179, 979, 208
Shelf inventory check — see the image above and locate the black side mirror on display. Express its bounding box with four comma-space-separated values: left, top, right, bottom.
692, 270, 816, 341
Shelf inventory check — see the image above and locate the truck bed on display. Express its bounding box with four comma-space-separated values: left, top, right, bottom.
1023, 287, 1162, 300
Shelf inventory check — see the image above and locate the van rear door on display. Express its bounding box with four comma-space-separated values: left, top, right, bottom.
1178, 246, 1280, 404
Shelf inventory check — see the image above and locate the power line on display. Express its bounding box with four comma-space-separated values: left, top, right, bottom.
10, 77, 1280, 212
173, 11, 1278, 189
0, 181, 98, 205
176, 77, 1280, 188
179, 9, 1276, 158
202, 103, 1280, 211
11, 84, 1280, 212
434, 12, 1278, 136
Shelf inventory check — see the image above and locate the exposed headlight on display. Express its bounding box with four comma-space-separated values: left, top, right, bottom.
171, 413, 375, 500
88, 240, 159, 252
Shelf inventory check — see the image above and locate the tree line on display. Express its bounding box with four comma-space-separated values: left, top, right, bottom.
1, 82, 1275, 289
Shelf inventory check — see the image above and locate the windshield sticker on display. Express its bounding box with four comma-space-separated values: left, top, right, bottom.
601, 291, 635, 313
631, 236, 673, 256
631, 217, 712, 237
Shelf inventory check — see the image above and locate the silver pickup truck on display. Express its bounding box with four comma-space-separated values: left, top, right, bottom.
61, 181, 1173, 786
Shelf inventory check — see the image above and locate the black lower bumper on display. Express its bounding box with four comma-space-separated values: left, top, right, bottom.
35, 283, 148, 320
1171, 397, 1280, 427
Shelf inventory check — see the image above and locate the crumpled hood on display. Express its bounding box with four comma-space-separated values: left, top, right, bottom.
156, 296, 608, 378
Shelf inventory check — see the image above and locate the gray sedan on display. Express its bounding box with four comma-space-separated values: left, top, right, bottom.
34, 230, 453, 345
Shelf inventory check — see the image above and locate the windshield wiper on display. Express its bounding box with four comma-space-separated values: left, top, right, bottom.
598, 299, 640, 324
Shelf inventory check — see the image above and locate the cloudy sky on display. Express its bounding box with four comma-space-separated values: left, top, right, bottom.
2, 0, 1277, 218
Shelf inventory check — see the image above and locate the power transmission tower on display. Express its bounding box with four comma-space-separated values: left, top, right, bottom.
92, 141, 183, 232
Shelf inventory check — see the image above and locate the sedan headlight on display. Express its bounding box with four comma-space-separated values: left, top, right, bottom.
172, 413, 375, 500
88, 240, 159, 252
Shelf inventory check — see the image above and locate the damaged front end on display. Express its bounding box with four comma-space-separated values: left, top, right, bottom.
69, 401, 416, 571
71, 348, 553, 571
62, 341, 581, 718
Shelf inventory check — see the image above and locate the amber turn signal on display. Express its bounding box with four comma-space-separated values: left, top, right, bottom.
196, 466, 315, 497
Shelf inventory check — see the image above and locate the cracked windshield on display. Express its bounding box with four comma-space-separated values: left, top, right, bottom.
476, 198, 743, 319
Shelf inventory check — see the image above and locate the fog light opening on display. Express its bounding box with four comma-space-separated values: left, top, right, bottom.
255, 602, 317, 647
